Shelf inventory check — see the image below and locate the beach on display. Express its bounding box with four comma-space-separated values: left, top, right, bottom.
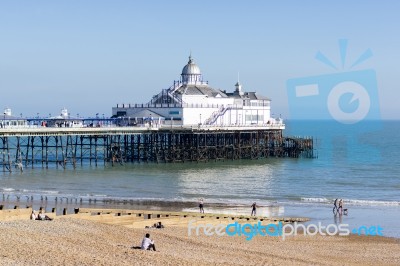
0, 209, 399, 266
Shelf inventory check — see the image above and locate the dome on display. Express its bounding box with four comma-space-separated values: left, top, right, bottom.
181, 56, 201, 75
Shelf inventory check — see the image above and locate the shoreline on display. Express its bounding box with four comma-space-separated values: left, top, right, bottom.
2, 199, 399, 239
2, 196, 400, 239
0, 193, 400, 239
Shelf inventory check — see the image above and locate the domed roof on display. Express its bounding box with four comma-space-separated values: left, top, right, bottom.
181, 56, 201, 75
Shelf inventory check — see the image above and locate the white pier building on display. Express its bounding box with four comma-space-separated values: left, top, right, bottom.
112, 56, 282, 127
1, 108, 28, 128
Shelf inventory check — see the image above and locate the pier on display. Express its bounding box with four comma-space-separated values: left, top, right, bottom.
0, 125, 314, 172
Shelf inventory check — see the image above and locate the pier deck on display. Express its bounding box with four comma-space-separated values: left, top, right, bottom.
0, 125, 285, 136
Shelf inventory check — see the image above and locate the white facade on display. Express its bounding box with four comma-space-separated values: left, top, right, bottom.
46, 108, 84, 128
1, 108, 28, 128
112, 56, 278, 126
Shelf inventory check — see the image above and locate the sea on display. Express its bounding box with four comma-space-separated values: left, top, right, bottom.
1, 120, 399, 238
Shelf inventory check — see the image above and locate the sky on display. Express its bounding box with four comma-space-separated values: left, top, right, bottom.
0, 1, 399, 119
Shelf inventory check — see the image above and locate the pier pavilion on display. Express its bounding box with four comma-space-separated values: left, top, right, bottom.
112, 56, 278, 127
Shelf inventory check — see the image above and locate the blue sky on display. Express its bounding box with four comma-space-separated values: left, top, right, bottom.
0, 1, 399, 119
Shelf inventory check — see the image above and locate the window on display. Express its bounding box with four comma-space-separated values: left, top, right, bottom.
245, 115, 264, 122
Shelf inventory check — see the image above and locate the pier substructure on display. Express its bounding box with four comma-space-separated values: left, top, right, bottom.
0, 127, 314, 172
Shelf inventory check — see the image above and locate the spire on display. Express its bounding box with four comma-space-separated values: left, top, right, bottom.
235, 71, 241, 86
188, 51, 193, 64
235, 73, 244, 96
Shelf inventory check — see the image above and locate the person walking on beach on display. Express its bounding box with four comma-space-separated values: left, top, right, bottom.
333, 198, 339, 215
338, 199, 343, 215
141, 233, 156, 251
251, 202, 257, 216
199, 198, 204, 213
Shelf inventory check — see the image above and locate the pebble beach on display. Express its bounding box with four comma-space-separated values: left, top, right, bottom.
0, 216, 399, 266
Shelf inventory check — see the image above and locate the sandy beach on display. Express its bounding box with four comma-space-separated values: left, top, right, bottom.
0, 208, 399, 266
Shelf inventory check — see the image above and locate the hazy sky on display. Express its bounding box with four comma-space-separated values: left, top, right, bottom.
0, 1, 399, 119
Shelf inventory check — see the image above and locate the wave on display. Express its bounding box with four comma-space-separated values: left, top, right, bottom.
1, 188, 15, 192
301, 197, 400, 206
81, 194, 108, 198
21, 189, 60, 194
301, 197, 330, 203
345, 199, 400, 206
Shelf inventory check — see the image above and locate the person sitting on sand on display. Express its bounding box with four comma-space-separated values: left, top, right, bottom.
30, 210, 37, 220
156, 222, 164, 229
38, 210, 53, 221
141, 233, 156, 251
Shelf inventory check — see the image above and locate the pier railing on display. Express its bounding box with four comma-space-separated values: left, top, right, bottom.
115, 102, 266, 109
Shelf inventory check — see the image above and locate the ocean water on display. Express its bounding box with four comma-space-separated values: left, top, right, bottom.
1, 120, 399, 237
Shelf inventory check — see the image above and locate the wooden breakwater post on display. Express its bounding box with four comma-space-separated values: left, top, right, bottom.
0, 127, 314, 171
